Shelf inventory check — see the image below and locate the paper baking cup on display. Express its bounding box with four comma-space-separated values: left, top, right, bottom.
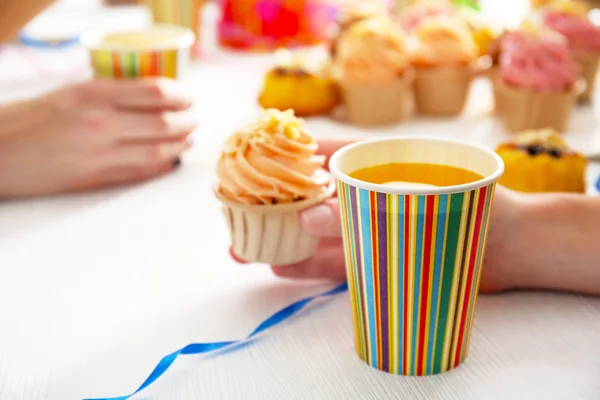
329, 136, 504, 376
81, 24, 195, 79
573, 52, 599, 104
413, 67, 473, 116
216, 181, 336, 266
339, 71, 414, 126
496, 79, 579, 132
146, 0, 203, 58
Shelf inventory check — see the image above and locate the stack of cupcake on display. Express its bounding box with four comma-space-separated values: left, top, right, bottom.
255, 0, 599, 136
257, 1, 494, 126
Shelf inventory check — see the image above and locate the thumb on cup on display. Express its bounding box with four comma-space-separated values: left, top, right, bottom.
300, 198, 342, 237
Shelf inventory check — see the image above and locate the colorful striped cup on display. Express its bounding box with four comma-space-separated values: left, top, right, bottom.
80, 24, 195, 79
145, 0, 204, 58
329, 137, 504, 376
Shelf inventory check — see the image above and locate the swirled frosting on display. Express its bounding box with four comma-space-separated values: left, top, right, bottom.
499, 26, 577, 91
216, 109, 330, 205
333, 16, 409, 84
408, 15, 478, 67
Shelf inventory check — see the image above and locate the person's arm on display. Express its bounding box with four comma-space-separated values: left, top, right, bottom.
0, 0, 55, 42
508, 194, 600, 296
0, 96, 55, 141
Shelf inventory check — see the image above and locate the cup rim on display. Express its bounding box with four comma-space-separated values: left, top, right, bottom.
80, 23, 195, 52
328, 135, 505, 195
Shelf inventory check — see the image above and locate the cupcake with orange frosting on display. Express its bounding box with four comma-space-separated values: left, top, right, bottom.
258, 48, 339, 117
542, 1, 600, 102
331, 1, 388, 57
497, 24, 579, 132
215, 108, 335, 265
332, 15, 413, 125
409, 14, 479, 116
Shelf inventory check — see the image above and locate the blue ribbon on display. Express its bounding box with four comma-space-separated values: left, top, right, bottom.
18, 32, 81, 49
596, 173, 600, 193
85, 282, 348, 400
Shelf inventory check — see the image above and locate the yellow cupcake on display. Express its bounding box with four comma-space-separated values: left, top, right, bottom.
258, 49, 340, 117
495, 129, 587, 193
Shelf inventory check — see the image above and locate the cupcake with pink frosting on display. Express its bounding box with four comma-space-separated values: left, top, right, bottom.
541, 1, 600, 102
497, 24, 579, 132
215, 108, 335, 265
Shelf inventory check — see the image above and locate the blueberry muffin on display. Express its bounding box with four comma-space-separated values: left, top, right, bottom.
258, 49, 339, 117
495, 129, 587, 193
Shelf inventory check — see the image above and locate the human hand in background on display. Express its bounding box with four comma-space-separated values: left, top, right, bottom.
0, 78, 196, 198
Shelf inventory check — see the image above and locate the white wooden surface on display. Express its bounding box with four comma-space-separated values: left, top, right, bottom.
0, 1, 600, 399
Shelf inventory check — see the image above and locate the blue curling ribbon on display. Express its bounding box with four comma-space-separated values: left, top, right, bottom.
18, 32, 81, 49
85, 283, 348, 400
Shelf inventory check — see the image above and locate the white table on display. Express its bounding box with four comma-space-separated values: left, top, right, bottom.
1, 2, 600, 399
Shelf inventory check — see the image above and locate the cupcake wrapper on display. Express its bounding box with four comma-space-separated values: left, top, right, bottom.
339, 71, 414, 126
496, 79, 578, 132
573, 52, 599, 104
217, 181, 335, 266
413, 67, 473, 116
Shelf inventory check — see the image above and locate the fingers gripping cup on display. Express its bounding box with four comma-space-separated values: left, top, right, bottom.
329, 137, 504, 376
81, 24, 195, 79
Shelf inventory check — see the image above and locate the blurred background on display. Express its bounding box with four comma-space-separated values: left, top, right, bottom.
0, 0, 545, 100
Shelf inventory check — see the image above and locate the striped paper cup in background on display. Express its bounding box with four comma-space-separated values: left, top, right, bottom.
329, 137, 504, 376
80, 24, 195, 79
146, 0, 204, 58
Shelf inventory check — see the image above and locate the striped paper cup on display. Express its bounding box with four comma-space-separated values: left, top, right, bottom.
329, 137, 504, 376
81, 24, 195, 79
146, 0, 204, 58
